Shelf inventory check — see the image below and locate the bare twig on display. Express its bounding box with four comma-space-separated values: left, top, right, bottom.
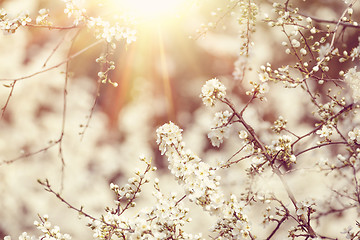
295, 141, 347, 157
79, 79, 101, 140
0, 140, 58, 165
26, 23, 82, 30
55, 29, 82, 192
0, 39, 103, 82
266, 208, 289, 239
38, 179, 98, 222
1, 80, 17, 120
43, 34, 67, 67
221, 153, 253, 168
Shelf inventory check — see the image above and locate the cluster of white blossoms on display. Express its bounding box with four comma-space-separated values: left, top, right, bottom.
4, 215, 71, 240
349, 148, 360, 167
35, 9, 51, 25
316, 124, 335, 140
157, 122, 223, 209
210, 198, 251, 239
89, 212, 129, 239
200, 78, 227, 107
349, 37, 360, 60
62, 0, 137, 47
348, 127, 360, 144
316, 100, 342, 122
87, 155, 203, 240
344, 67, 360, 102
0, 0, 137, 47
0, 9, 31, 34
295, 200, 314, 216
87, 17, 137, 45
63, 0, 86, 26
90, 182, 201, 240
34, 215, 72, 240
271, 116, 287, 134
266, 135, 296, 165
208, 110, 232, 147
156, 121, 183, 156
4, 233, 34, 240
135, 188, 194, 239
269, 3, 292, 26
157, 123, 215, 197
156, 122, 252, 238
36, 9, 49, 25
246, 80, 269, 100
126, 185, 200, 239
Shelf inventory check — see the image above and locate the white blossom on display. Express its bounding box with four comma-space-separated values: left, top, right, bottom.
291, 39, 300, 48
238, 130, 248, 139
296, 200, 311, 216
316, 124, 334, 138
156, 121, 183, 155
200, 78, 226, 107
208, 111, 232, 147
348, 127, 360, 143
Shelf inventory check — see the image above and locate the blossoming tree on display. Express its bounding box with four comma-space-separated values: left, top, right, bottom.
1, 0, 360, 239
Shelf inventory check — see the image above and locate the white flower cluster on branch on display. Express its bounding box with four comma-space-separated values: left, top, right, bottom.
156, 121, 252, 239
4, 215, 71, 240
0, 9, 31, 34
87, 17, 136, 45
208, 110, 232, 147
200, 78, 226, 107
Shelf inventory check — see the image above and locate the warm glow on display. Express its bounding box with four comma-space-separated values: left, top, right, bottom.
118, 0, 186, 22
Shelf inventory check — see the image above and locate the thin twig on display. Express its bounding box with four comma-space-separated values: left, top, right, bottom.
295, 141, 347, 157
43, 34, 67, 67
266, 213, 288, 239
26, 23, 82, 30
312, 0, 358, 71
291, 103, 355, 153
38, 179, 98, 222
221, 154, 253, 168
79, 79, 101, 140
0, 39, 103, 82
1, 80, 17, 120
296, 4, 360, 29
0, 140, 58, 165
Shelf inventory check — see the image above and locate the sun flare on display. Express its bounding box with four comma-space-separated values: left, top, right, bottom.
118, 0, 186, 22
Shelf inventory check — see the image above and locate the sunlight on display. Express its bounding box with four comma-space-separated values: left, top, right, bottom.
119, 0, 186, 22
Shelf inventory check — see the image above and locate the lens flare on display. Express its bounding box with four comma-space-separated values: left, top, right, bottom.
115, 0, 186, 23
